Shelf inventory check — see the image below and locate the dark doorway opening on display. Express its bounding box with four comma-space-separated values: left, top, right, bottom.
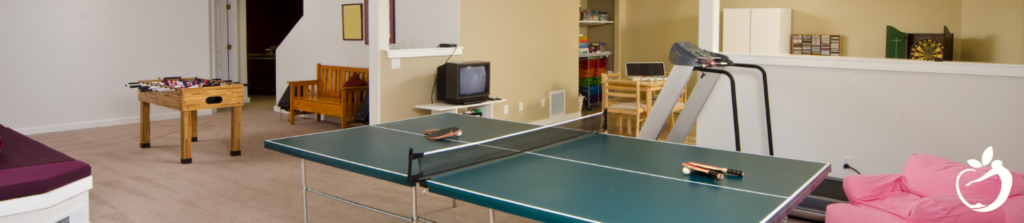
246, 0, 303, 95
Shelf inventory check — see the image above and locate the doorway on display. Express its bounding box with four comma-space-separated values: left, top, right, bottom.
245, 0, 303, 95
213, 0, 239, 82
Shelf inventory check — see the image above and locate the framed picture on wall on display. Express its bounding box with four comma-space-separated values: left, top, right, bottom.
342, 3, 363, 40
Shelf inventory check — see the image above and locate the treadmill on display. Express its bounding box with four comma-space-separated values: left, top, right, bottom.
637, 41, 847, 222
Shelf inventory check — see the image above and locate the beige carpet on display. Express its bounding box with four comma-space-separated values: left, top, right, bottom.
29, 95, 535, 223
29, 95, 814, 223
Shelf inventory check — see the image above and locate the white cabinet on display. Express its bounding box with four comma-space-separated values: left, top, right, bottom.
723, 8, 791, 54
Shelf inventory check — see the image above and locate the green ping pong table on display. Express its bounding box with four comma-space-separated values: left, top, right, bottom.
264, 113, 830, 222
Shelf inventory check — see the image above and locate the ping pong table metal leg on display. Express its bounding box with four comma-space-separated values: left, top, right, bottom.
412, 185, 418, 222
489, 209, 495, 223
301, 159, 308, 223
298, 161, 436, 223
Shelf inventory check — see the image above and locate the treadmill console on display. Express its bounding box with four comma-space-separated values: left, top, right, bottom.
668, 41, 731, 67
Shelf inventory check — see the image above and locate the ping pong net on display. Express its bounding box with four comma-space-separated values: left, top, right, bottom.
407, 111, 607, 184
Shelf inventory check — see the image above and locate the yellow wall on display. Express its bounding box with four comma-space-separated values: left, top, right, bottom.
618, 0, 701, 94
619, 0, 971, 62
379, 0, 578, 123
960, 0, 1024, 64
619, 0, 700, 68
721, 0, 962, 60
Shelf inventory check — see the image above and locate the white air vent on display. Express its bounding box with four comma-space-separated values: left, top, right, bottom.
549, 90, 566, 116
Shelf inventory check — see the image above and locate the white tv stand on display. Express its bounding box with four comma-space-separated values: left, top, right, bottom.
414, 99, 507, 118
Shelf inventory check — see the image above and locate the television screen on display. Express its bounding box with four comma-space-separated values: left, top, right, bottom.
458, 66, 487, 96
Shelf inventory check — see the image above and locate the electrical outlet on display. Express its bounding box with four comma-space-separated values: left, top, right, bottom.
391, 59, 400, 69
504, 105, 508, 114
541, 99, 546, 107
519, 102, 524, 111
843, 156, 852, 165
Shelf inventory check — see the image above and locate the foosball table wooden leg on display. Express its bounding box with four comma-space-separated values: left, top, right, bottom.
140, 102, 150, 148
190, 110, 198, 142
316, 114, 321, 122
180, 111, 193, 164
230, 106, 241, 156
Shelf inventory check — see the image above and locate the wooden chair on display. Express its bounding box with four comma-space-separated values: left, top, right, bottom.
602, 72, 647, 137
287, 64, 368, 129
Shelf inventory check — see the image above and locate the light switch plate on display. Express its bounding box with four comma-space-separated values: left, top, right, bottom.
504, 105, 508, 114
519, 102, 524, 111
391, 59, 400, 69
541, 99, 546, 107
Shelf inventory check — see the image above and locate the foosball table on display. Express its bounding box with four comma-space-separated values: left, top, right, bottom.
126, 77, 245, 164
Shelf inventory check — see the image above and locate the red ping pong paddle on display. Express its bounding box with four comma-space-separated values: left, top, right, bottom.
682, 163, 724, 180
425, 127, 461, 140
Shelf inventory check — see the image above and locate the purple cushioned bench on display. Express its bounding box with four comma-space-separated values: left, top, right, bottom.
0, 126, 91, 201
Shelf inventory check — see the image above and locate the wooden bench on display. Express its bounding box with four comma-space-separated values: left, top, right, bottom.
288, 64, 368, 128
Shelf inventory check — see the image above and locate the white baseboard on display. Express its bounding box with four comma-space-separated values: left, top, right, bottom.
529, 111, 582, 125
15, 110, 215, 135
273, 106, 343, 124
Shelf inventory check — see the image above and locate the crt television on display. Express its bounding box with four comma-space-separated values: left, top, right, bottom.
437, 61, 490, 104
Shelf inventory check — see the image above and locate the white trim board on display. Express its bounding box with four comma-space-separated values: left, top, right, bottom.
273, 107, 345, 125
15, 110, 215, 135
0, 176, 92, 217
385, 47, 463, 59
728, 53, 1024, 78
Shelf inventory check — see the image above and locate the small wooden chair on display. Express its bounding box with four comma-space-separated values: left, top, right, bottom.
287, 64, 368, 129
602, 72, 647, 137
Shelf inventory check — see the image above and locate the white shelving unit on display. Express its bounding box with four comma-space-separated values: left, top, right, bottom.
579, 51, 612, 57
579, 21, 614, 27
413, 99, 507, 119
723, 8, 792, 54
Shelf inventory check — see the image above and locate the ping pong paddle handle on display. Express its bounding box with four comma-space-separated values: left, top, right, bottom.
683, 163, 724, 180
726, 169, 744, 176
708, 170, 725, 180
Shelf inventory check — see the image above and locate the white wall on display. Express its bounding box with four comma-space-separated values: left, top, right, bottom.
275, 0, 371, 107
0, 0, 212, 134
394, 0, 459, 48
695, 54, 1024, 178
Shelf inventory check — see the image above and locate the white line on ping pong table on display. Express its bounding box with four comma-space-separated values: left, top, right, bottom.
267, 111, 454, 142
760, 164, 830, 223
265, 140, 408, 178
373, 119, 789, 199
417, 112, 607, 156
428, 181, 599, 223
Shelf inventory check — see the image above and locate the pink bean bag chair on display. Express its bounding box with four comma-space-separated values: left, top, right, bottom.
826, 154, 1024, 223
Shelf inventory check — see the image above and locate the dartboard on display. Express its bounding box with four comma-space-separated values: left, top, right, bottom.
910, 38, 944, 61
